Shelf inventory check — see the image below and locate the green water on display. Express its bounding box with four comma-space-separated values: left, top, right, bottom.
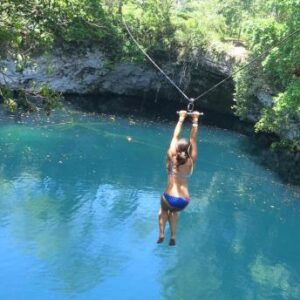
0, 110, 299, 300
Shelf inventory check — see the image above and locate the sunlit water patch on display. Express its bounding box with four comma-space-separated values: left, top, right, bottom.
0, 110, 299, 299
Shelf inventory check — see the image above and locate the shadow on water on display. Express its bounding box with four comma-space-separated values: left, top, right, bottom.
0, 109, 299, 299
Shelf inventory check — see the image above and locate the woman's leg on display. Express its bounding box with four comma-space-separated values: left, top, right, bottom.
168, 211, 178, 245
158, 206, 169, 243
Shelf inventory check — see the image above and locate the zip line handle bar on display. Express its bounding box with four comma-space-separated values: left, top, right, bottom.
176, 111, 204, 116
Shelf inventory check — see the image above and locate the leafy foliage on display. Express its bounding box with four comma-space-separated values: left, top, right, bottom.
0, 0, 121, 113
233, 0, 300, 151
255, 79, 300, 137
0, 0, 119, 54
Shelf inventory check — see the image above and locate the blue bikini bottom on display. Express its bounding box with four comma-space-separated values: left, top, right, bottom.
163, 193, 190, 211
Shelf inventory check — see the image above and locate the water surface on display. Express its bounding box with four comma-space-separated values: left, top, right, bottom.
0, 110, 299, 300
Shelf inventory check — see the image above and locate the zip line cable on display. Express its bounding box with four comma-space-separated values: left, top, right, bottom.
193, 27, 300, 101
122, 16, 300, 106
122, 17, 190, 101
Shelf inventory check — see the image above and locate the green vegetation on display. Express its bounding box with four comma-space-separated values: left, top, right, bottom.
0, 0, 299, 152
231, 0, 300, 152
0, 0, 120, 113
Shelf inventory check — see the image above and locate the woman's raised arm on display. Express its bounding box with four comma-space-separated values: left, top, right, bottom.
168, 110, 187, 157
189, 111, 201, 161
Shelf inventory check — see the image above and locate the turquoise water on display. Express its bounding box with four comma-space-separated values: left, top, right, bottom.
0, 110, 299, 300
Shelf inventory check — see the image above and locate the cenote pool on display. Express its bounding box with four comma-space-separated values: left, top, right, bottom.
0, 109, 299, 300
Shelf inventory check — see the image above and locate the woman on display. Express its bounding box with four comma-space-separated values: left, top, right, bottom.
157, 110, 200, 246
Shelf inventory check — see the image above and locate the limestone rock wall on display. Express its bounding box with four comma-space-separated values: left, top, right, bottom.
0, 47, 239, 115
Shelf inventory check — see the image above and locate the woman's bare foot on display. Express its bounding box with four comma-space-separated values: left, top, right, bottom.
157, 236, 165, 244
169, 238, 176, 246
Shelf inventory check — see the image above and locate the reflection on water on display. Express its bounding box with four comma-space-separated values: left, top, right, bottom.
0, 110, 299, 299
0, 175, 128, 294
250, 255, 300, 299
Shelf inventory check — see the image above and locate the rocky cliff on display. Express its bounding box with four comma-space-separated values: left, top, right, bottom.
0, 45, 247, 118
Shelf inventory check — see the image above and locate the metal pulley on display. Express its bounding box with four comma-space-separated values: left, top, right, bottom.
187, 98, 195, 113
176, 98, 204, 115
